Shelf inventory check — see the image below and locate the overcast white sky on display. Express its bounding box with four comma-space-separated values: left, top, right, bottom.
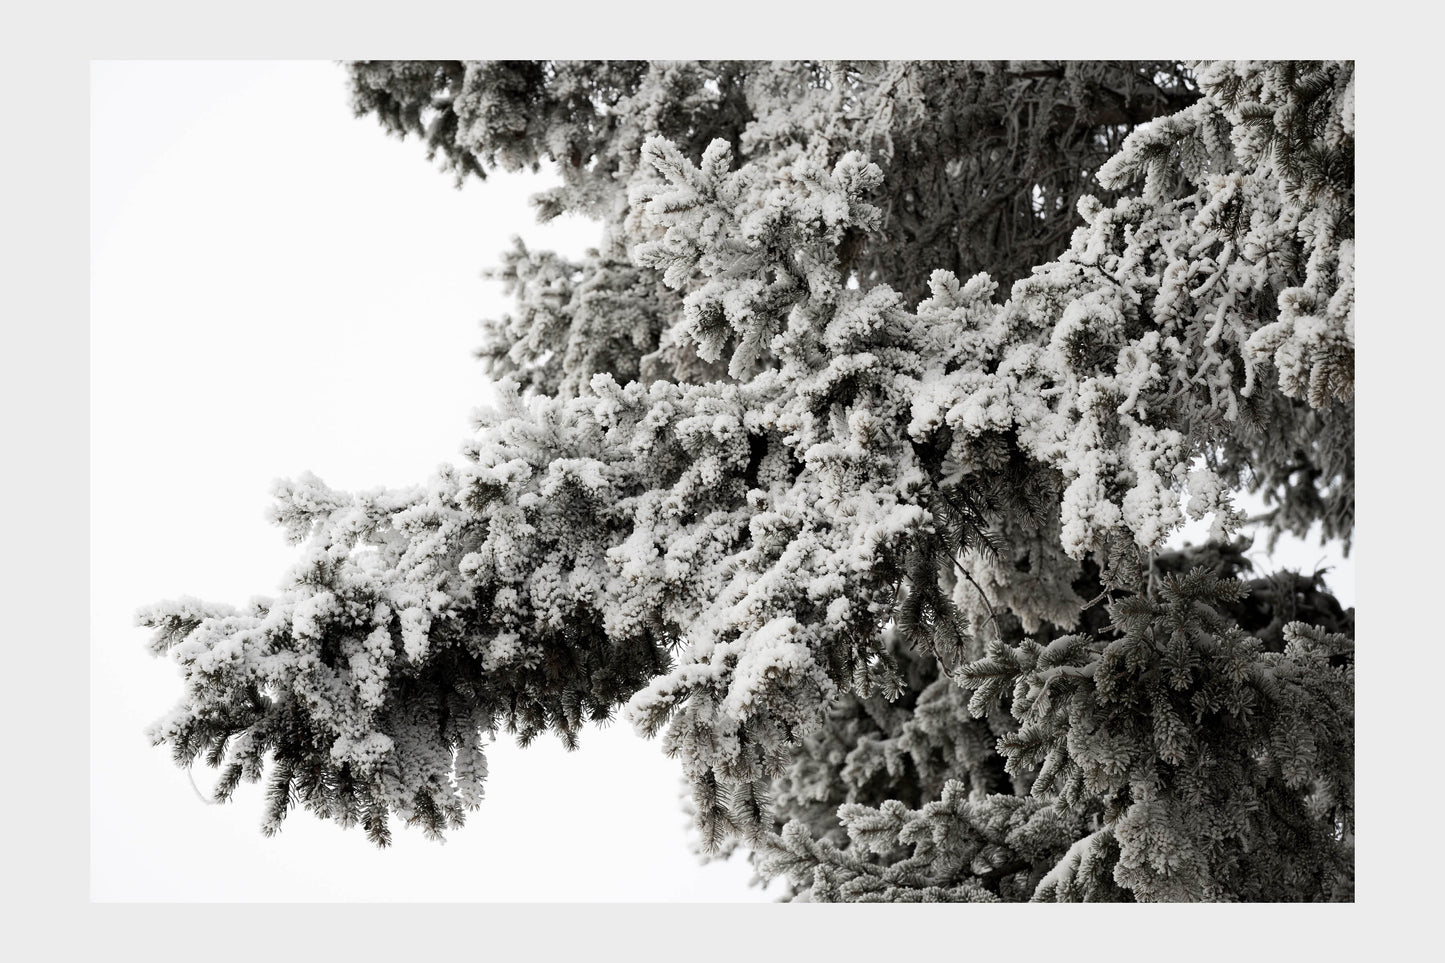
90, 60, 773, 901
90, 59, 1353, 903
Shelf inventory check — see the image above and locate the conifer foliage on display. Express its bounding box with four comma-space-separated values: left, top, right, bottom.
143, 61, 1354, 900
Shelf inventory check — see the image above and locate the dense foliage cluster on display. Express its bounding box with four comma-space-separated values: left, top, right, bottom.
144, 60, 1353, 900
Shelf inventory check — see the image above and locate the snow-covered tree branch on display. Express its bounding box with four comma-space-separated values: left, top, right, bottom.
142, 60, 1353, 901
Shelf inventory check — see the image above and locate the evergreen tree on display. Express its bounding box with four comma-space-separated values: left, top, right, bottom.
142, 60, 1353, 901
